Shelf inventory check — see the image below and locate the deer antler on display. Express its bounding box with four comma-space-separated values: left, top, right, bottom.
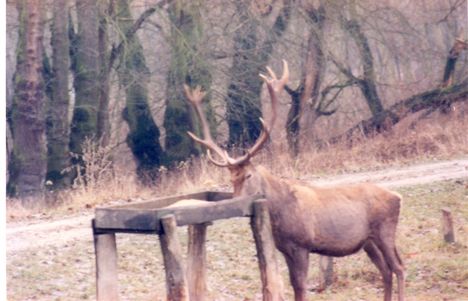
225, 60, 289, 165
185, 60, 289, 166
184, 84, 229, 166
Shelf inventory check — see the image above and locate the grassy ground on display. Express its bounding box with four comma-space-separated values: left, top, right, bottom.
6, 180, 467, 301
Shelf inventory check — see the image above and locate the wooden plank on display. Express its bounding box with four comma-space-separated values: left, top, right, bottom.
94, 209, 160, 232
250, 200, 285, 301
163, 194, 260, 227
159, 215, 189, 301
95, 194, 261, 232
99, 191, 229, 211
187, 223, 210, 301
93, 221, 119, 301
115, 191, 210, 209
207, 191, 233, 201
94, 190, 228, 231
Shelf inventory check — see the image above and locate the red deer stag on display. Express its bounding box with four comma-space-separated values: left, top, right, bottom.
184, 60, 405, 301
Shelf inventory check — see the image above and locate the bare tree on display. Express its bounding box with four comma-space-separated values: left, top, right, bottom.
163, 0, 216, 164
285, 2, 328, 155
225, 0, 292, 147
332, 1, 397, 132
46, 0, 72, 189
9, 0, 47, 203
116, 0, 164, 179
69, 0, 101, 155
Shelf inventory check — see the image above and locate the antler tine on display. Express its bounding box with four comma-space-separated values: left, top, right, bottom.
206, 149, 230, 167
226, 118, 270, 165
184, 84, 229, 165
228, 60, 289, 166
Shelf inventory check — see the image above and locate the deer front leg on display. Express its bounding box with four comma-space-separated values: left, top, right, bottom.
282, 246, 309, 301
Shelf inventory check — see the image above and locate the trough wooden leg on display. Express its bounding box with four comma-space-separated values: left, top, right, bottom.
93, 225, 119, 301
187, 223, 210, 301
159, 214, 189, 301
251, 199, 285, 301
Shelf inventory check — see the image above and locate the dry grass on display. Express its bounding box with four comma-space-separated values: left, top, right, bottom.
263, 110, 467, 177
6, 109, 468, 300
6, 108, 467, 220
6, 180, 468, 300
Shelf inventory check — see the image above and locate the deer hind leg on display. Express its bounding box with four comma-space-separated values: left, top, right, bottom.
282, 247, 309, 301
363, 241, 392, 301
375, 222, 405, 301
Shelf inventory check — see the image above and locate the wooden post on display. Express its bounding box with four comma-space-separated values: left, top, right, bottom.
250, 199, 285, 301
441, 208, 455, 243
317, 256, 334, 292
93, 221, 119, 301
187, 223, 209, 301
159, 214, 189, 301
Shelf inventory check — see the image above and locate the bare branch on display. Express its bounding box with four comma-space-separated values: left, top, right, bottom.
109, 0, 170, 71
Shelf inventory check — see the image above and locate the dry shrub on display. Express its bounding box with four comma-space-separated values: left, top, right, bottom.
155, 155, 230, 196
55, 110, 468, 209
5, 199, 42, 221
255, 109, 467, 178
6, 108, 466, 218
55, 149, 229, 213
48, 139, 158, 213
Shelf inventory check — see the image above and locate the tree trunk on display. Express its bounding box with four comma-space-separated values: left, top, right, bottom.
285, 86, 302, 155
442, 38, 468, 88
337, 7, 395, 131
69, 0, 100, 155
226, 1, 291, 147
116, 0, 164, 179
336, 82, 468, 141
286, 4, 325, 155
46, 0, 72, 189
98, 1, 159, 147
9, 0, 47, 203
226, 4, 263, 147
163, 0, 215, 164
96, 1, 113, 146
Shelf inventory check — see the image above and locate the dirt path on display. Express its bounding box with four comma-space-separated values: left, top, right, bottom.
6, 159, 467, 253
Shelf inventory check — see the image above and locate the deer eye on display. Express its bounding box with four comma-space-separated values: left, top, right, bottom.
245, 174, 252, 179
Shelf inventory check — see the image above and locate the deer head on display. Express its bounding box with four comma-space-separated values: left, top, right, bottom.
184, 60, 289, 196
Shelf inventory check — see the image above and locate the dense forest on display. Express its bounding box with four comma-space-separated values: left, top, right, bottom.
5, 0, 468, 205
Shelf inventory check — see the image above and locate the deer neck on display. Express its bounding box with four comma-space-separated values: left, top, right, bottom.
253, 165, 288, 201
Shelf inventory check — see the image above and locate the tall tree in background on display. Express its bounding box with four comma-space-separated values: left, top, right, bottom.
96, 0, 113, 146
69, 0, 100, 155
285, 3, 329, 155
163, 0, 215, 163
333, 1, 397, 131
225, 0, 291, 147
8, 0, 47, 202
46, 0, 72, 189
97, 0, 163, 147
116, 0, 164, 178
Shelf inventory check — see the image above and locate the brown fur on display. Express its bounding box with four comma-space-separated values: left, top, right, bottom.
235, 164, 405, 301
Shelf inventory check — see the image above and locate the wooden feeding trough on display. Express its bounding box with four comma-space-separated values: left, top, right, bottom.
92, 190, 284, 301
